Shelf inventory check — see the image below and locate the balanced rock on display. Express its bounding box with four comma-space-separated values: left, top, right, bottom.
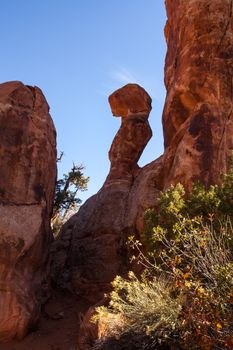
51, 84, 153, 302
0, 81, 57, 342
107, 84, 152, 183
109, 83, 152, 118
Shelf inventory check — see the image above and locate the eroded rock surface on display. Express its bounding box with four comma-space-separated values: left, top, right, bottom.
52, 0, 233, 314
75, 1, 233, 347
51, 84, 153, 302
0, 81, 57, 342
107, 84, 152, 183
163, 0, 233, 189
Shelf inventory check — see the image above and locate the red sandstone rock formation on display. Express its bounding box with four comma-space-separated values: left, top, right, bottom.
51, 84, 153, 302
52, 0, 233, 318
107, 84, 152, 183
162, 0, 233, 189
0, 81, 57, 342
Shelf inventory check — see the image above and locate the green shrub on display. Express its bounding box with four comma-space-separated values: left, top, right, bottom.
93, 272, 182, 345
93, 170, 233, 350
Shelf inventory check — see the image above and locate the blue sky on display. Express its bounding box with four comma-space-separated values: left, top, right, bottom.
1, 0, 167, 202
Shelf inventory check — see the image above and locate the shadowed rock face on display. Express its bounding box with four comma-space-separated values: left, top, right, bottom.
0, 81, 57, 342
52, 0, 233, 310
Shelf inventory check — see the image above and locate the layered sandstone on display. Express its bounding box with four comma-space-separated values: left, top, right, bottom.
0, 81, 57, 342
52, 0, 233, 312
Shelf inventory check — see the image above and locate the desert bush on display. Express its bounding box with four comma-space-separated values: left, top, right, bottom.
93, 272, 182, 347
93, 170, 233, 350
150, 218, 233, 349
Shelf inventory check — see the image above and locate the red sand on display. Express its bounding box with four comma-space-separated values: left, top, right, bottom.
0, 290, 90, 350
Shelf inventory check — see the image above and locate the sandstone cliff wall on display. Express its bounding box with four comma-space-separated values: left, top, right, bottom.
163, 0, 233, 188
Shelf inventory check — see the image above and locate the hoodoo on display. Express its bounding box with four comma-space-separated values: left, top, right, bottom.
51, 84, 153, 302
107, 84, 152, 183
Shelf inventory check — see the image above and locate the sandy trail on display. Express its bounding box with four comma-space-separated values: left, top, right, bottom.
0, 290, 90, 350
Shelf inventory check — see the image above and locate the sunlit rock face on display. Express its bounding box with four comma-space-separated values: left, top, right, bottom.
162, 0, 233, 189
52, 0, 233, 307
0, 81, 57, 342
107, 84, 152, 184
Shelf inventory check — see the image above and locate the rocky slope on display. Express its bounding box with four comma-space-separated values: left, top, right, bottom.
0, 81, 57, 342
51, 0, 233, 309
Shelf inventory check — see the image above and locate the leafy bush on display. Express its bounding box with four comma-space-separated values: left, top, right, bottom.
150, 218, 233, 349
93, 170, 233, 350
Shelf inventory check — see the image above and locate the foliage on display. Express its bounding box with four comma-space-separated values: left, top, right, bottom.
143, 165, 233, 252
52, 157, 89, 236
149, 219, 233, 349
93, 272, 182, 346
93, 170, 233, 350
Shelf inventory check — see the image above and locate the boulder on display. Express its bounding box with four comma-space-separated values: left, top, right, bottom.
0, 81, 57, 342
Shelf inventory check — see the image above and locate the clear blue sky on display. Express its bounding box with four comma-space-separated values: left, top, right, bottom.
1, 0, 167, 202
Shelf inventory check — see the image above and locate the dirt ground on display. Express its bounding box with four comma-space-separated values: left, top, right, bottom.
0, 290, 90, 350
